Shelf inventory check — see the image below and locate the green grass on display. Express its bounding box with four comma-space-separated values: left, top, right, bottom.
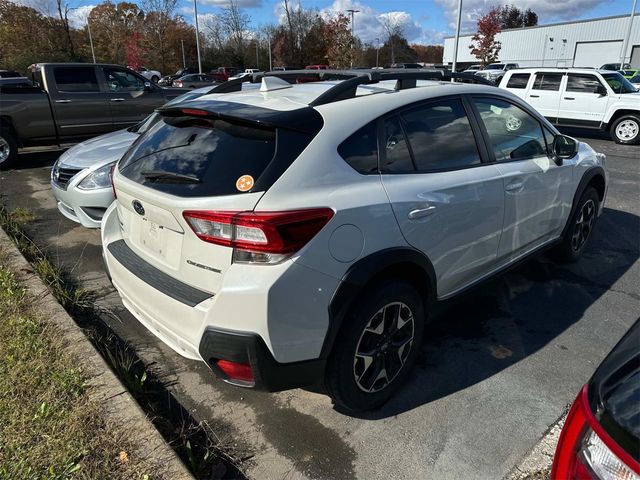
0, 260, 158, 479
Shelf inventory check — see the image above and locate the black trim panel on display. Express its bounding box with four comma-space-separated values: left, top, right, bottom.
107, 239, 213, 307
199, 327, 326, 391
556, 117, 602, 129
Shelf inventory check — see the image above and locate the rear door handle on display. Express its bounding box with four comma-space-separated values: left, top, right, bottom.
505, 181, 524, 194
110, 98, 125, 102
55, 99, 71, 103
564, 97, 575, 100
529, 94, 540, 98
408, 206, 436, 219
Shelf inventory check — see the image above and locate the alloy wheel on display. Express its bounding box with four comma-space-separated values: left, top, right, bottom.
616, 119, 639, 141
571, 199, 596, 252
353, 302, 415, 393
0, 135, 10, 165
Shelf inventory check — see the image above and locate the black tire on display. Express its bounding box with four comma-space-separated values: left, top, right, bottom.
151, 75, 159, 83
0, 129, 18, 170
554, 187, 599, 263
325, 280, 425, 411
610, 114, 640, 145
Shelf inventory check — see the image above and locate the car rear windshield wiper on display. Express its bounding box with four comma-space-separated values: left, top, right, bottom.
140, 170, 202, 184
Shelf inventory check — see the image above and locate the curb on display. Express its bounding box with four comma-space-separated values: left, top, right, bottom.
0, 227, 194, 480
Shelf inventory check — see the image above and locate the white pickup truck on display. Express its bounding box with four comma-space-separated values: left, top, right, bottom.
499, 68, 640, 145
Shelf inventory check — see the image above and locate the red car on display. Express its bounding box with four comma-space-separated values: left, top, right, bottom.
552, 319, 639, 479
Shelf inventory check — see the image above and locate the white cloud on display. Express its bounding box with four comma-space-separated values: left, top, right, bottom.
67, 5, 95, 28
198, 0, 261, 7
433, 0, 613, 32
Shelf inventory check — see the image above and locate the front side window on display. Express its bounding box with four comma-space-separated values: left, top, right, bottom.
400, 99, 481, 171
532, 73, 563, 91
382, 117, 413, 172
338, 121, 378, 173
506, 73, 530, 89
473, 97, 548, 162
103, 68, 145, 92
54, 66, 100, 92
602, 73, 637, 94
566, 74, 603, 93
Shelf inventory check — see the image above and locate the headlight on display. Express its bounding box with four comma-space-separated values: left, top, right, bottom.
77, 162, 115, 190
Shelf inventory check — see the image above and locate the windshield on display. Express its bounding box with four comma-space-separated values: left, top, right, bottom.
485, 64, 504, 70
602, 72, 638, 94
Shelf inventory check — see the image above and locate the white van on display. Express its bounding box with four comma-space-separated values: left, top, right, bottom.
499, 68, 640, 144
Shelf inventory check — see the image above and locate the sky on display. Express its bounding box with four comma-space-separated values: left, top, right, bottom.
65, 0, 635, 45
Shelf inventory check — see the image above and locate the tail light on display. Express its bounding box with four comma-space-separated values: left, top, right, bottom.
110, 164, 117, 199
216, 360, 254, 384
175, 80, 183, 87
552, 385, 640, 480
183, 208, 334, 264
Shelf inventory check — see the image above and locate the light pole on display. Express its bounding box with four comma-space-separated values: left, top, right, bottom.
181, 40, 186, 68
87, 17, 96, 63
255, 39, 259, 69
193, 0, 202, 73
267, 34, 272, 71
346, 8, 359, 69
375, 37, 380, 68
620, 0, 638, 67
450, 0, 463, 79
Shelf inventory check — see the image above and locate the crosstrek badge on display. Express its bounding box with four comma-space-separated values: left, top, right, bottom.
236, 175, 254, 192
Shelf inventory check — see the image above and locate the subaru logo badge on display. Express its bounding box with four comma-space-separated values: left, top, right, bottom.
132, 200, 145, 216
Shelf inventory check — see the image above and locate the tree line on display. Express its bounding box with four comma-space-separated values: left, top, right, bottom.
0, 0, 444, 75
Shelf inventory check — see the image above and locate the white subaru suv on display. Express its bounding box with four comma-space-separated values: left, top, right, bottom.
499, 68, 640, 145
102, 71, 607, 411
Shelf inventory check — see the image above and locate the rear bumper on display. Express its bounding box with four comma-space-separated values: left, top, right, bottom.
199, 327, 326, 391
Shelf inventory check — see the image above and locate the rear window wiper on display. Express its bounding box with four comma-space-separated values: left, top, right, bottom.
140, 170, 202, 184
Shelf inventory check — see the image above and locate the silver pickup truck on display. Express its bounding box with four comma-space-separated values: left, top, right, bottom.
0, 63, 186, 169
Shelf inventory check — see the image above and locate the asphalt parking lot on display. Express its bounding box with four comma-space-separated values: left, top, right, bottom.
1, 133, 638, 479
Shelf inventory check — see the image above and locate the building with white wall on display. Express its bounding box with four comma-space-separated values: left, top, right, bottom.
443, 13, 640, 69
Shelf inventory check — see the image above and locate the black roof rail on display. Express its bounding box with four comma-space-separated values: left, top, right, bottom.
205, 68, 495, 105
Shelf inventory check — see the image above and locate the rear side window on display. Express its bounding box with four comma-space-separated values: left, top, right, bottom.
54, 66, 100, 92
400, 99, 481, 171
338, 122, 378, 173
566, 74, 602, 93
506, 73, 530, 89
532, 73, 563, 91
119, 115, 277, 197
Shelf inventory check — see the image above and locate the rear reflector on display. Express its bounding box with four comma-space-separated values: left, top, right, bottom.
216, 360, 254, 383
183, 208, 334, 263
552, 385, 640, 480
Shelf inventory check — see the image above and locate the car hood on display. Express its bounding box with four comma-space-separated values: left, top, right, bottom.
58, 129, 138, 169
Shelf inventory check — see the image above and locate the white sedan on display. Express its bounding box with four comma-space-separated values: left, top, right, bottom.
137, 66, 162, 83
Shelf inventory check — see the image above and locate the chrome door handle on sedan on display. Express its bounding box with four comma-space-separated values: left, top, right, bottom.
408, 205, 436, 219
110, 98, 125, 102
55, 99, 71, 103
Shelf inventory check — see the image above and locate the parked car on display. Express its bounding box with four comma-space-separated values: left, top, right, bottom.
388, 63, 423, 69
244, 68, 260, 74
101, 71, 607, 411
209, 67, 241, 82
272, 66, 298, 71
463, 64, 483, 73
499, 68, 640, 144
174, 74, 217, 89
0, 69, 32, 87
0, 63, 186, 170
551, 319, 639, 480
629, 73, 640, 88
618, 69, 639, 79
158, 67, 197, 87
305, 64, 330, 70
137, 66, 162, 83
475, 63, 520, 83
600, 62, 631, 71
50, 85, 232, 228
0, 69, 22, 78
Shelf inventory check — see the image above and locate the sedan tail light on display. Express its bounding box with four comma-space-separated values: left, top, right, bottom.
183, 208, 334, 264
552, 385, 640, 480
175, 80, 183, 87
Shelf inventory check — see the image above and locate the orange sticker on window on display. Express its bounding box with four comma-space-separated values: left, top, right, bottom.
236, 174, 254, 192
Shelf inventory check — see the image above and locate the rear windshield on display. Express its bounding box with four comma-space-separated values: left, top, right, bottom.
119, 115, 277, 197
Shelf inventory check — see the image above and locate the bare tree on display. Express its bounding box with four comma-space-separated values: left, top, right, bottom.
220, 0, 250, 66
379, 15, 403, 64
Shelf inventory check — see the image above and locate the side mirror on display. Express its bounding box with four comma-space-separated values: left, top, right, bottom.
143, 81, 153, 92
552, 135, 578, 164
595, 84, 607, 96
